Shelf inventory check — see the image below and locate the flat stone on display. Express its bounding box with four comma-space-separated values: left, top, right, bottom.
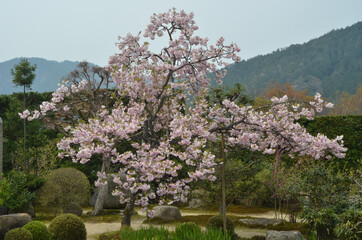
266, 230, 305, 240
239, 218, 283, 226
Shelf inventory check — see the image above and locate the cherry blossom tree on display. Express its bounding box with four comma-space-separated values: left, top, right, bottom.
21, 9, 346, 228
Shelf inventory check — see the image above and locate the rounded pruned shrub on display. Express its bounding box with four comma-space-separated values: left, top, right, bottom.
4, 227, 33, 240
48, 214, 87, 240
23, 221, 51, 240
207, 215, 235, 234
37, 168, 90, 211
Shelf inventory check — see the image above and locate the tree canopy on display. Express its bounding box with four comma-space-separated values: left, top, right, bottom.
11, 58, 36, 90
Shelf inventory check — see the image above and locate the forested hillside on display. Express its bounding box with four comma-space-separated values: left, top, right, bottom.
0, 58, 82, 94
221, 22, 362, 100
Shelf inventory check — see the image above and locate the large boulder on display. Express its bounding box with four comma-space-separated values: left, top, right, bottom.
266, 230, 305, 240
9, 204, 36, 218
239, 217, 283, 226
152, 206, 181, 221
0, 213, 32, 240
63, 203, 83, 216
89, 175, 126, 209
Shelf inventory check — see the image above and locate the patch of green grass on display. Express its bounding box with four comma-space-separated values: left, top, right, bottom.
143, 214, 241, 227
97, 224, 233, 240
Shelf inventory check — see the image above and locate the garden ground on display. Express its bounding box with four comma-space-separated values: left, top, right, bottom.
85, 207, 277, 240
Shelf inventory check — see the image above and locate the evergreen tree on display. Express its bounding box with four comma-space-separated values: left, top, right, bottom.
11, 58, 37, 173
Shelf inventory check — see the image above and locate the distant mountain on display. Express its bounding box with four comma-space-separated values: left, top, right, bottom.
0, 58, 85, 95
220, 22, 362, 100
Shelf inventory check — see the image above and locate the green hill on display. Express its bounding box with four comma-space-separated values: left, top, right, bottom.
221, 22, 362, 100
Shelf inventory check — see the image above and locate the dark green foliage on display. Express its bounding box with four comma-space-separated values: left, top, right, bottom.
4, 227, 33, 240
0, 92, 56, 173
0, 171, 35, 209
334, 209, 362, 240
298, 164, 358, 239
11, 59, 36, 90
23, 221, 51, 240
48, 214, 86, 240
300, 207, 339, 239
37, 168, 90, 212
219, 22, 362, 100
195, 149, 273, 208
207, 215, 235, 234
207, 83, 253, 106
299, 115, 362, 172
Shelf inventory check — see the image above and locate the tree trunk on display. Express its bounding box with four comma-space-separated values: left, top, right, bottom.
220, 133, 227, 236
0, 117, 3, 179
23, 85, 27, 174
92, 157, 110, 215
121, 193, 136, 228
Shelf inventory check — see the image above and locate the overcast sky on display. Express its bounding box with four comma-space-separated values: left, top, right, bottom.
1, 0, 361, 66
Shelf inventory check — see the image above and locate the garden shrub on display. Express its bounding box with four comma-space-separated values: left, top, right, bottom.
37, 168, 90, 212
207, 215, 235, 234
334, 209, 362, 240
0, 171, 35, 210
23, 221, 51, 240
4, 227, 33, 240
48, 214, 87, 240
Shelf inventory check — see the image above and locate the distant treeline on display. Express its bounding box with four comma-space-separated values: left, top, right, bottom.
220, 22, 362, 100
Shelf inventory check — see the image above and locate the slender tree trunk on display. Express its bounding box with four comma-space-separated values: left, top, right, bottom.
0, 117, 3, 179
23, 85, 27, 174
220, 133, 227, 237
121, 193, 136, 228
92, 157, 111, 215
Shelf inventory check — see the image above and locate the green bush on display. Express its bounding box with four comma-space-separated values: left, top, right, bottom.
37, 168, 90, 212
23, 221, 51, 240
4, 227, 33, 240
207, 215, 235, 234
335, 209, 362, 240
48, 214, 87, 240
0, 171, 35, 210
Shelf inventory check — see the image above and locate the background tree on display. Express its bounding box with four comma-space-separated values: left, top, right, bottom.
328, 85, 362, 115
11, 59, 36, 173
0, 117, 3, 179
18, 61, 116, 215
